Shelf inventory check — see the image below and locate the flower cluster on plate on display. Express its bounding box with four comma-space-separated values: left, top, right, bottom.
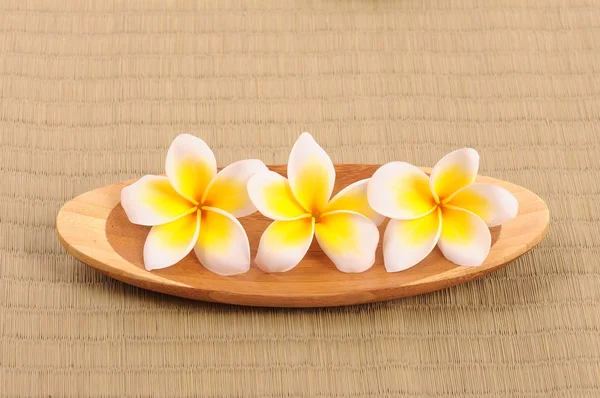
121, 133, 518, 275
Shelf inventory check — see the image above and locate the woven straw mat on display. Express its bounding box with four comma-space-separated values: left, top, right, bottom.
1, 0, 599, 397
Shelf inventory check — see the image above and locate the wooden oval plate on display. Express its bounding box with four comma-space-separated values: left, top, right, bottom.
56, 165, 549, 308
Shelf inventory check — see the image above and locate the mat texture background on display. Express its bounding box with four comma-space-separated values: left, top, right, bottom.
1, 0, 600, 397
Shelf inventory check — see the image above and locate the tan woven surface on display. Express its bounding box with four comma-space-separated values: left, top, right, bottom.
1, 0, 600, 396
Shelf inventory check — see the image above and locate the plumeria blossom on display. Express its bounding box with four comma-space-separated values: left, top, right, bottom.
121, 134, 267, 275
247, 133, 383, 273
368, 148, 518, 272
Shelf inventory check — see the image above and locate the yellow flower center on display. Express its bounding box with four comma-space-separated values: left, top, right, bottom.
312, 209, 323, 223
429, 202, 451, 216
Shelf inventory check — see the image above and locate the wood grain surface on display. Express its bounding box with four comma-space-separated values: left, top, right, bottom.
56, 165, 549, 308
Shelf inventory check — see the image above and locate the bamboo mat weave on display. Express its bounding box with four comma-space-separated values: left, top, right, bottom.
1, 0, 600, 396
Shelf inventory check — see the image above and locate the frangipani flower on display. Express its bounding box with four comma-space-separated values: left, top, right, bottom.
121, 134, 267, 275
247, 133, 383, 273
368, 148, 518, 272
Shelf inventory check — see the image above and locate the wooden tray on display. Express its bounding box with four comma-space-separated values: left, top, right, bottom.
56, 165, 549, 308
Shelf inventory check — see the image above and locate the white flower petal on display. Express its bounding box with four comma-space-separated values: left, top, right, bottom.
315, 210, 379, 273
438, 207, 491, 267
121, 175, 196, 226
247, 170, 309, 221
193, 207, 251, 276
430, 148, 479, 202
287, 132, 335, 213
383, 208, 442, 272
143, 211, 201, 270
201, 159, 268, 218
367, 162, 437, 220
446, 183, 519, 227
255, 217, 315, 273
165, 134, 217, 204
325, 179, 385, 226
